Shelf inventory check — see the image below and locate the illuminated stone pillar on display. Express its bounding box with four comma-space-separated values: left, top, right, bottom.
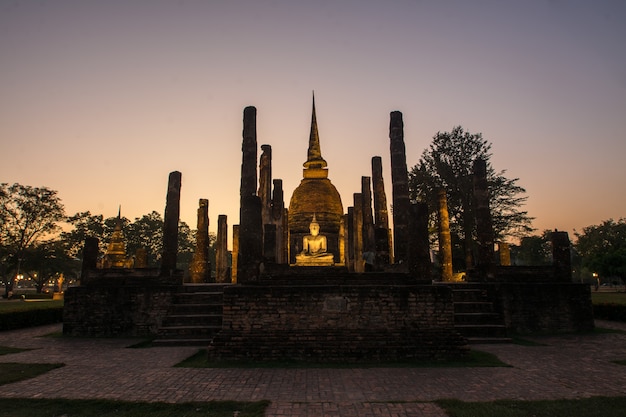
232, 225, 239, 283
408, 202, 431, 279
216, 215, 229, 283
259, 144, 272, 226
372, 156, 391, 265
281, 208, 289, 265
346, 207, 354, 272
438, 189, 453, 282
134, 248, 148, 268
498, 242, 511, 266
353, 193, 364, 273
271, 179, 288, 264
361, 176, 375, 253
473, 158, 494, 280
189, 199, 210, 283
389, 111, 410, 264
160, 171, 181, 277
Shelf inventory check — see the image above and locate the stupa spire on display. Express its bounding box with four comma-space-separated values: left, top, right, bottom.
304, 92, 327, 169
114, 205, 122, 231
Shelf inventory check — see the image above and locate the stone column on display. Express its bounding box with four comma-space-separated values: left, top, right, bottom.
263, 224, 277, 263
237, 105, 262, 283
473, 158, 495, 280
336, 215, 344, 265
353, 193, 364, 273
437, 189, 453, 282
259, 144, 272, 226
80, 237, 99, 284
240, 106, 257, 202
346, 208, 354, 272
281, 208, 289, 265
232, 225, 239, 283
238, 195, 263, 283
372, 156, 391, 265
389, 111, 410, 264
160, 171, 182, 277
271, 179, 287, 264
134, 248, 148, 268
361, 176, 375, 253
408, 202, 431, 279
551, 230, 572, 282
498, 242, 511, 266
216, 215, 229, 283
189, 198, 210, 283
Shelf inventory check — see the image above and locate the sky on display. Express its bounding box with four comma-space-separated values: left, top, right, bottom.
1, 0, 625, 248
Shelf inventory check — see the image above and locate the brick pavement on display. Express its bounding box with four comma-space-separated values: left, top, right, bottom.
0, 320, 625, 416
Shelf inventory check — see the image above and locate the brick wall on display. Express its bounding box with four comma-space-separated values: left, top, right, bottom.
209, 284, 468, 362
63, 284, 177, 337
496, 283, 594, 334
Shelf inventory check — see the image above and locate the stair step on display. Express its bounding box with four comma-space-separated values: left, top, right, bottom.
454, 312, 502, 325
453, 302, 495, 313
455, 324, 508, 338
466, 337, 513, 344
151, 338, 213, 347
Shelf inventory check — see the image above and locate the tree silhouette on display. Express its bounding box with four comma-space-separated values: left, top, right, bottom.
409, 126, 533, 269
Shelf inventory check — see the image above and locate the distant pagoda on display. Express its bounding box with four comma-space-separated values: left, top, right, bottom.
99, 208, 131, 268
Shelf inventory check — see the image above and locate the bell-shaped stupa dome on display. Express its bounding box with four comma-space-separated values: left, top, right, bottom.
288, 94, 343, 264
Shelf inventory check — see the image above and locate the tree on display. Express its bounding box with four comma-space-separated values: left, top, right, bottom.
409, 126, 533, 270
62, 211, 106, 258
510, 230, 552, 266
575, 219, 626, 283
22, 240, 79, 293
62, 210, 201, 271
0, 183, 65, 296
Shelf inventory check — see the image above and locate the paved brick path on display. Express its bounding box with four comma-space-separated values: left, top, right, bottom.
0, 320, 625, 416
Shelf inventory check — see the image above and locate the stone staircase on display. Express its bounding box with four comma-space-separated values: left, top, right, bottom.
152, 284, 228, 347
450, 285, 511, 344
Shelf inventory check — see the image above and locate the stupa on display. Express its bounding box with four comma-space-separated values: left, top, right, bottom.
288, 95, 343, 264
98, 208, 131, 268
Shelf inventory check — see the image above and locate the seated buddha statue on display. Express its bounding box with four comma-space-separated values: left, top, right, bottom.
295, 214, 334, 265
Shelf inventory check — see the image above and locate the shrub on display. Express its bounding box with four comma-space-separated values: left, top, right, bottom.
0, 307, 63, 331
593, 303, 626, 322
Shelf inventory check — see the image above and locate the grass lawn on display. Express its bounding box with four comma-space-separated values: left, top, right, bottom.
175, 348, 509, 368
436, 396, 626, 417
0, 300, 63, 313
591, 292, 626, 305
0, 346, 29, 355
0, 398, 269, 417
0, 363, 64, 385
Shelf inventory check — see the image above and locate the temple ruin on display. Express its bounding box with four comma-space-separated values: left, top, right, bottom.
63, 95, 594, 362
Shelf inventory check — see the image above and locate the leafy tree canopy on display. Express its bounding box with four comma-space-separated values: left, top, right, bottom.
510, 230, 552, 266
62, 210, 201, 270
409, 126, 534, 268
575, 218, 626, 280
0, 183, 65, 293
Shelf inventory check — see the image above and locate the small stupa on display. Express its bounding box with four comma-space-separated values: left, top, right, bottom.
99, 207, 131, 268
288, 94, 343, 264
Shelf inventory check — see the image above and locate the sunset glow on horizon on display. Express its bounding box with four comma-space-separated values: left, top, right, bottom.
1, 0, 625, 249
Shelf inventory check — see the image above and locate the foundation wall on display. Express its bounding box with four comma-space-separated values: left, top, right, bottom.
63, 278, 178, 337
495, 282, 594, 334
209, 284, 469, 362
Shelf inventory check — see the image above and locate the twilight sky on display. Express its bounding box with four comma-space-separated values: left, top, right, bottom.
1, 0, 625, 247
